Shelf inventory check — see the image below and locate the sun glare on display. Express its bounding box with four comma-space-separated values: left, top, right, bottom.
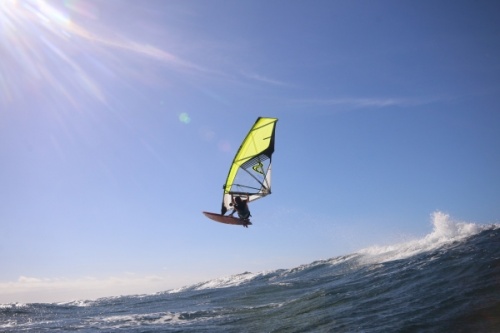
0, 0, 200, 109
0, 0, 103, 106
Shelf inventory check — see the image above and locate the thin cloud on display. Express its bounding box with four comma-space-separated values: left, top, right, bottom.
72, 25, 214, 75
0, 274, 191, 304
240, 71, 293, 87
289, 96, 449, 109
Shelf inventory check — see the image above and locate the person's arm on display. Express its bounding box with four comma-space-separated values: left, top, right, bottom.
228, 199, 235, 216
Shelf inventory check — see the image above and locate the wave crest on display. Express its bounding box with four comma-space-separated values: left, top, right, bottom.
358, 211, 488, 263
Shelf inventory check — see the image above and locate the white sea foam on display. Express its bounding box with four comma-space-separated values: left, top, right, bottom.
57, 299, 96, 307
358, 211, 486, 263
193, 271, 260, 290
0, 302, 28, 309
86, 312, 180, 329
87, 310, 215, 329
167, 271, 263, 294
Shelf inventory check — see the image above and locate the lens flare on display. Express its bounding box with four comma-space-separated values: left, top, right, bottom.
179, 113, 191, 124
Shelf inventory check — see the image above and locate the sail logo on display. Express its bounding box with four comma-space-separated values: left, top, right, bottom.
252, 162, 264, 174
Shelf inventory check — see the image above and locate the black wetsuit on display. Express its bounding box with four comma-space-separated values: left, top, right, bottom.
234, 201, 250, 219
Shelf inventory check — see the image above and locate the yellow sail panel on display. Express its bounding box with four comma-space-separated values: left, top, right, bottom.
222, 117, 277, 214
225, 118, 277, 190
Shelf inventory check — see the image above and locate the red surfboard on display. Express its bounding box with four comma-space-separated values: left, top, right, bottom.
203, 211, 252, 227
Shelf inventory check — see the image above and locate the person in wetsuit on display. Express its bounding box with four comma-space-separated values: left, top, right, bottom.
229, 196, 251, 220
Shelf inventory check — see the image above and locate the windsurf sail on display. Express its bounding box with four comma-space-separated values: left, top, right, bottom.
221, 117, 278, 215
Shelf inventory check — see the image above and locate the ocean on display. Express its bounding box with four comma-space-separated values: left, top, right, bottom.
2, 216, 499, 332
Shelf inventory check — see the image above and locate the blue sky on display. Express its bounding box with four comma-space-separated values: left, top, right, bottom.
1, 0, 499, 303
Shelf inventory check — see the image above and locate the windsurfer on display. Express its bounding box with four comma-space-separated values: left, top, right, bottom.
229, 196, 251, 222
